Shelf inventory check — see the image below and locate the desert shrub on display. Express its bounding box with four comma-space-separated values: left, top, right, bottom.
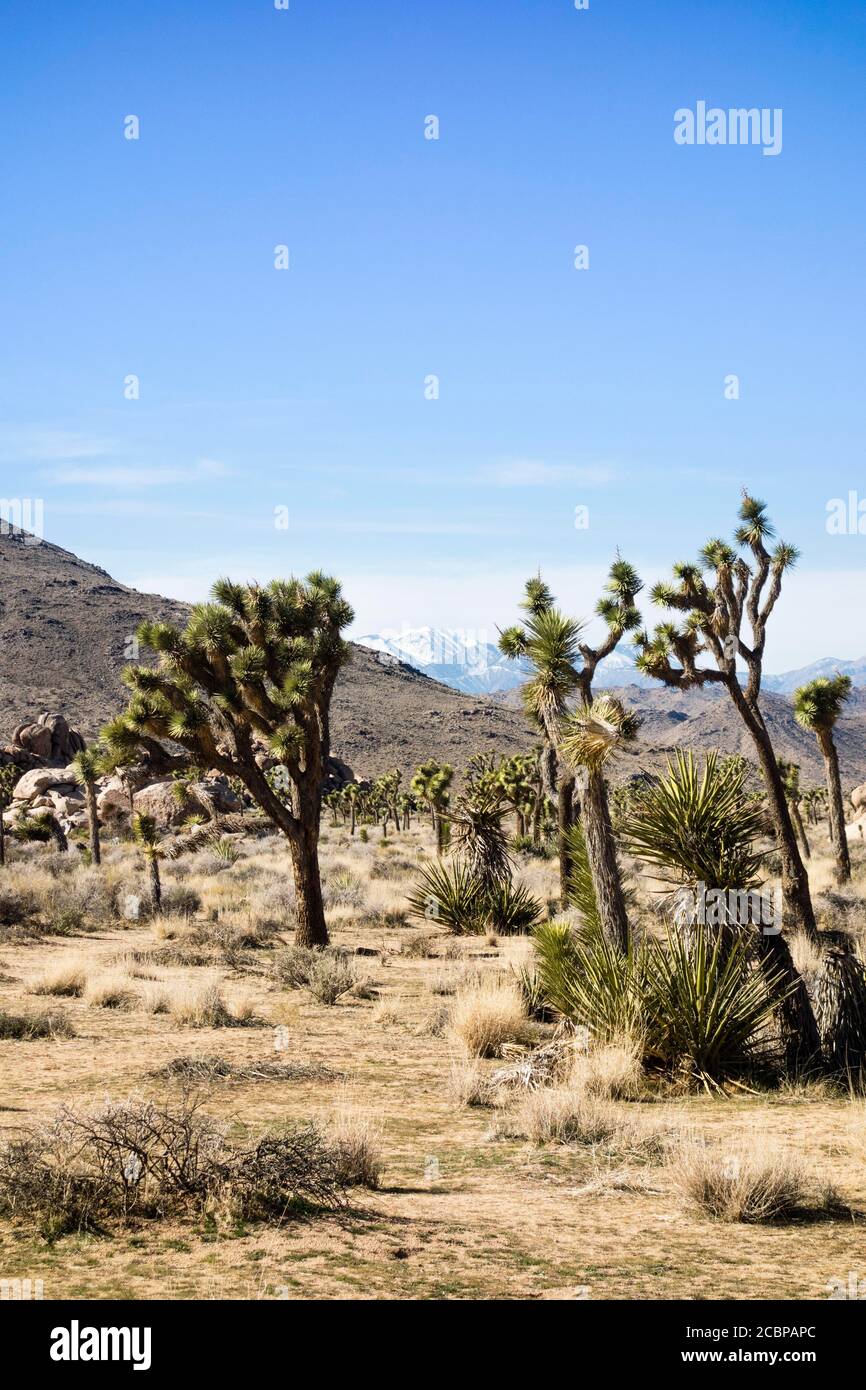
323, 869, 367, 910
272, 944, 319, 988
271, 945, 358, 1004
448, 979, 533, 1057
570, 1038, 644, 1100
0, 1097, 347, 1239
307, 951, 357, 1005
159, 884, 202, 917
670, 1140, 809, 1223
0, 1008, 74, 1040
0, 881, 40, 928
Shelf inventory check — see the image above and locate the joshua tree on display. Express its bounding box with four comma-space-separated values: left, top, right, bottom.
410, 759, 453, 854
559, 695, 640, 952
0, 765, 17, 867
103, 572, 353, 947
633, 492, 818, 941
777, 759, 810, 861
71, 747, 104, 866
345, 781, 360, 835
131, 812, 162, 913
793, 675, 852, 884
499, 560, 642, 908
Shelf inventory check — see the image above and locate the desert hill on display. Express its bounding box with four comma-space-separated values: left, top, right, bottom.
2, 528, 865, 788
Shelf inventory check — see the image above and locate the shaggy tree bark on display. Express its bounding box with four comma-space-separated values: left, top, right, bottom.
817, 728, 851, 885
579, 768, 629, 952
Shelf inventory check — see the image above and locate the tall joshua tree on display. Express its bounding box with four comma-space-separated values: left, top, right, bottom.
71, 748, 104, 866
410, 759, 453, 854
103, 573, 353, 947
131, 812, 162, 913
777, 759, 810, 861
499, 559, 642, 909
560, 695, 640, 952
793, 675, 852, 885
634, 492, 818, 942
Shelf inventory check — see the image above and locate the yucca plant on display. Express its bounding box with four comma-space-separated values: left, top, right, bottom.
406, 860, 484, 934
485, 878, 544, 934
622, 750, 766, 906
645, 923, 787, 1088
0, 764, 18, 868
533, 919, 648, 1042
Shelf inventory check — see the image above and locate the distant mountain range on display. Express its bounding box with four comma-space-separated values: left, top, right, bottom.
358, 627, 866, 698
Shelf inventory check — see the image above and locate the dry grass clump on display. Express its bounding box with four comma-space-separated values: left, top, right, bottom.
0, 1007, 75, 1040
84, 969, 137, 1010
0, 1096, 348, 1240
168, 984, 261, 1029
328, 1104, 383, 1189
499, 1089, 623, 1146
447, 1055, 493, 1108
670, 1138, 811, 1223
401, 932, 441, 960
789, 930, 825, 985
31, 956, 88, 998
448, 978, 534, 1058
570, 1038, 644, 1101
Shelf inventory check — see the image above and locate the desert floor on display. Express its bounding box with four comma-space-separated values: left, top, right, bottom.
0, 822, 864, 1301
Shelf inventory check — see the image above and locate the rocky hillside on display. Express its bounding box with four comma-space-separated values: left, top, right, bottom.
2, 529, 865, 787
0, 530, 531, 779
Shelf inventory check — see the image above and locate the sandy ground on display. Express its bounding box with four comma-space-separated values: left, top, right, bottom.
0, 823, 864, 1301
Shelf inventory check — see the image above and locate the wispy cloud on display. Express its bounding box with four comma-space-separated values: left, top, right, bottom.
0, 428, 118, 463
485, 460, 616, 488
44, 458, 231, 488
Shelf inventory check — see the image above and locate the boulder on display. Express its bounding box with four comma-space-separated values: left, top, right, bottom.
12, 712, 86, 765
132, 780, 188, 828
96, 776, 133, 820
850, 782, 866, 816
48, 793, 85, 817
12, 768, 74, 800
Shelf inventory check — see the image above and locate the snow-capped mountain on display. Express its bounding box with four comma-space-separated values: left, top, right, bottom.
357, 628, 866, 699
357, 627, 530, 695
761, 657, 866, 695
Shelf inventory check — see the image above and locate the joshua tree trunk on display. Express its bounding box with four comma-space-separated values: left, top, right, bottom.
580, 768, 629, 953
45, 814, 68, 853
349, 805, 356, 835
756, 930, 823, 1077
790, 800, 810, 860
817, 729, 851, 885
147, 854, 161, 913
729, 683, 817, 941
531, 795, 542, 847
0, 812, 5, 867
289, 818, 327, 947
557, 770, 575, 909
813, 941, 866, 1080
85, 782, 101, 866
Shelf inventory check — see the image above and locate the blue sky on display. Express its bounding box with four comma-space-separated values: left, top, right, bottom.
1, 0, 864, 668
